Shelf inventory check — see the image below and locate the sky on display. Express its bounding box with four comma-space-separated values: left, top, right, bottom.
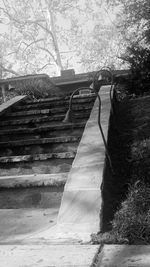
0, 0, 119, 76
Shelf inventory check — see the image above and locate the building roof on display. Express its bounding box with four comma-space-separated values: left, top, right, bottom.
0, 69, 131, 87
0, 74, 55, 86
51, 69, 131, 86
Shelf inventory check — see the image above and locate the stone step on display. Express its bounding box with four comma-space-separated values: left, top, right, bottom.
0, 158, 73, 176
25, 93, 96, 104
0, 172, 68, 188
0, 151, 76, 163
4, 104, 93, 118
26, 95, 68, 104
0, 112, 90, 127
0, 127, 84, 142
0, 138, 79, 156
0, 122, 86, 136
0, 136, 80, 148
14, 95, 96, 111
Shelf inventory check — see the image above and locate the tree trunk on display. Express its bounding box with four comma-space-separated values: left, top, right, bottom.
1, 84, 6, 103
49, 9, 64, 71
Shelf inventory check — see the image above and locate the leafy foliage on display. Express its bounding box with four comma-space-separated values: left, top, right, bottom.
108, 0, 150, 81
120, 44, 150, 95
115, 1, 150, 94
121, 45, 150, 72
108, 0, 150, 43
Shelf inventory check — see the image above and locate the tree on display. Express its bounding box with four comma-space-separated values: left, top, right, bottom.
104, 0, 150, 74
107, 0, 150, 47
107, 0, 150, 95
0, 0, 125, 77
0, 26, 20, 78
0, 0, 77, 76
66, 0, 124, 71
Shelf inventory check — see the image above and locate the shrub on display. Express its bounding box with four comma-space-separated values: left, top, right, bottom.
0, 74, 63, 103
111, 181, 150, 244
120, 44, 150, 95
9, 76, 61, 99
92, 181, 150, 245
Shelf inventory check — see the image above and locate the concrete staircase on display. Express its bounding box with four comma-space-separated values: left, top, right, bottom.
0, 86, 111, 266
0, 92, 97, 246
0, 94, 96, 178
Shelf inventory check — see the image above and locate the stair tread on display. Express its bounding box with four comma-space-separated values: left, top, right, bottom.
0, 122, 86, 135
0, 112, 90, 126
0, 172, 68, 179
0, 136, 81, 147
14, 95, 96, 110
0, 151, 76, 163
4, 105, 93, 117
0, 172, 68, 188
25, 93, 96, 104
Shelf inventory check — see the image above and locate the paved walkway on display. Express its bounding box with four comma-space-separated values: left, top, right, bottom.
97, 245, 150, 267
0, 208, 58, 244
0, 245, 99, 267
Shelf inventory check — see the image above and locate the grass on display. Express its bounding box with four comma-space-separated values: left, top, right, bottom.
93, 181, 150, 245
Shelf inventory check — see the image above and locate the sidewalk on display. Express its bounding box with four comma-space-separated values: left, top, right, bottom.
97, 245, 150, 267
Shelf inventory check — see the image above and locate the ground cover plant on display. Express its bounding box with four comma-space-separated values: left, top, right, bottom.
94, 79, 150, 245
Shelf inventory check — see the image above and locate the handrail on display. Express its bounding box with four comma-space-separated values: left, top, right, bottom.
63, 67, 115, 174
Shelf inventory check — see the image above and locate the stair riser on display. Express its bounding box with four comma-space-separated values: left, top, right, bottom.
0, 158, 73, 176
0, 142, 79, 156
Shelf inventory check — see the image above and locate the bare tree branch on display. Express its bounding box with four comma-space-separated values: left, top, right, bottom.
37, 62, 54, 72
38, 46, 57, 63
0, 63, 19, 76
22, 38, 45, 56
0, 0, 65, 73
